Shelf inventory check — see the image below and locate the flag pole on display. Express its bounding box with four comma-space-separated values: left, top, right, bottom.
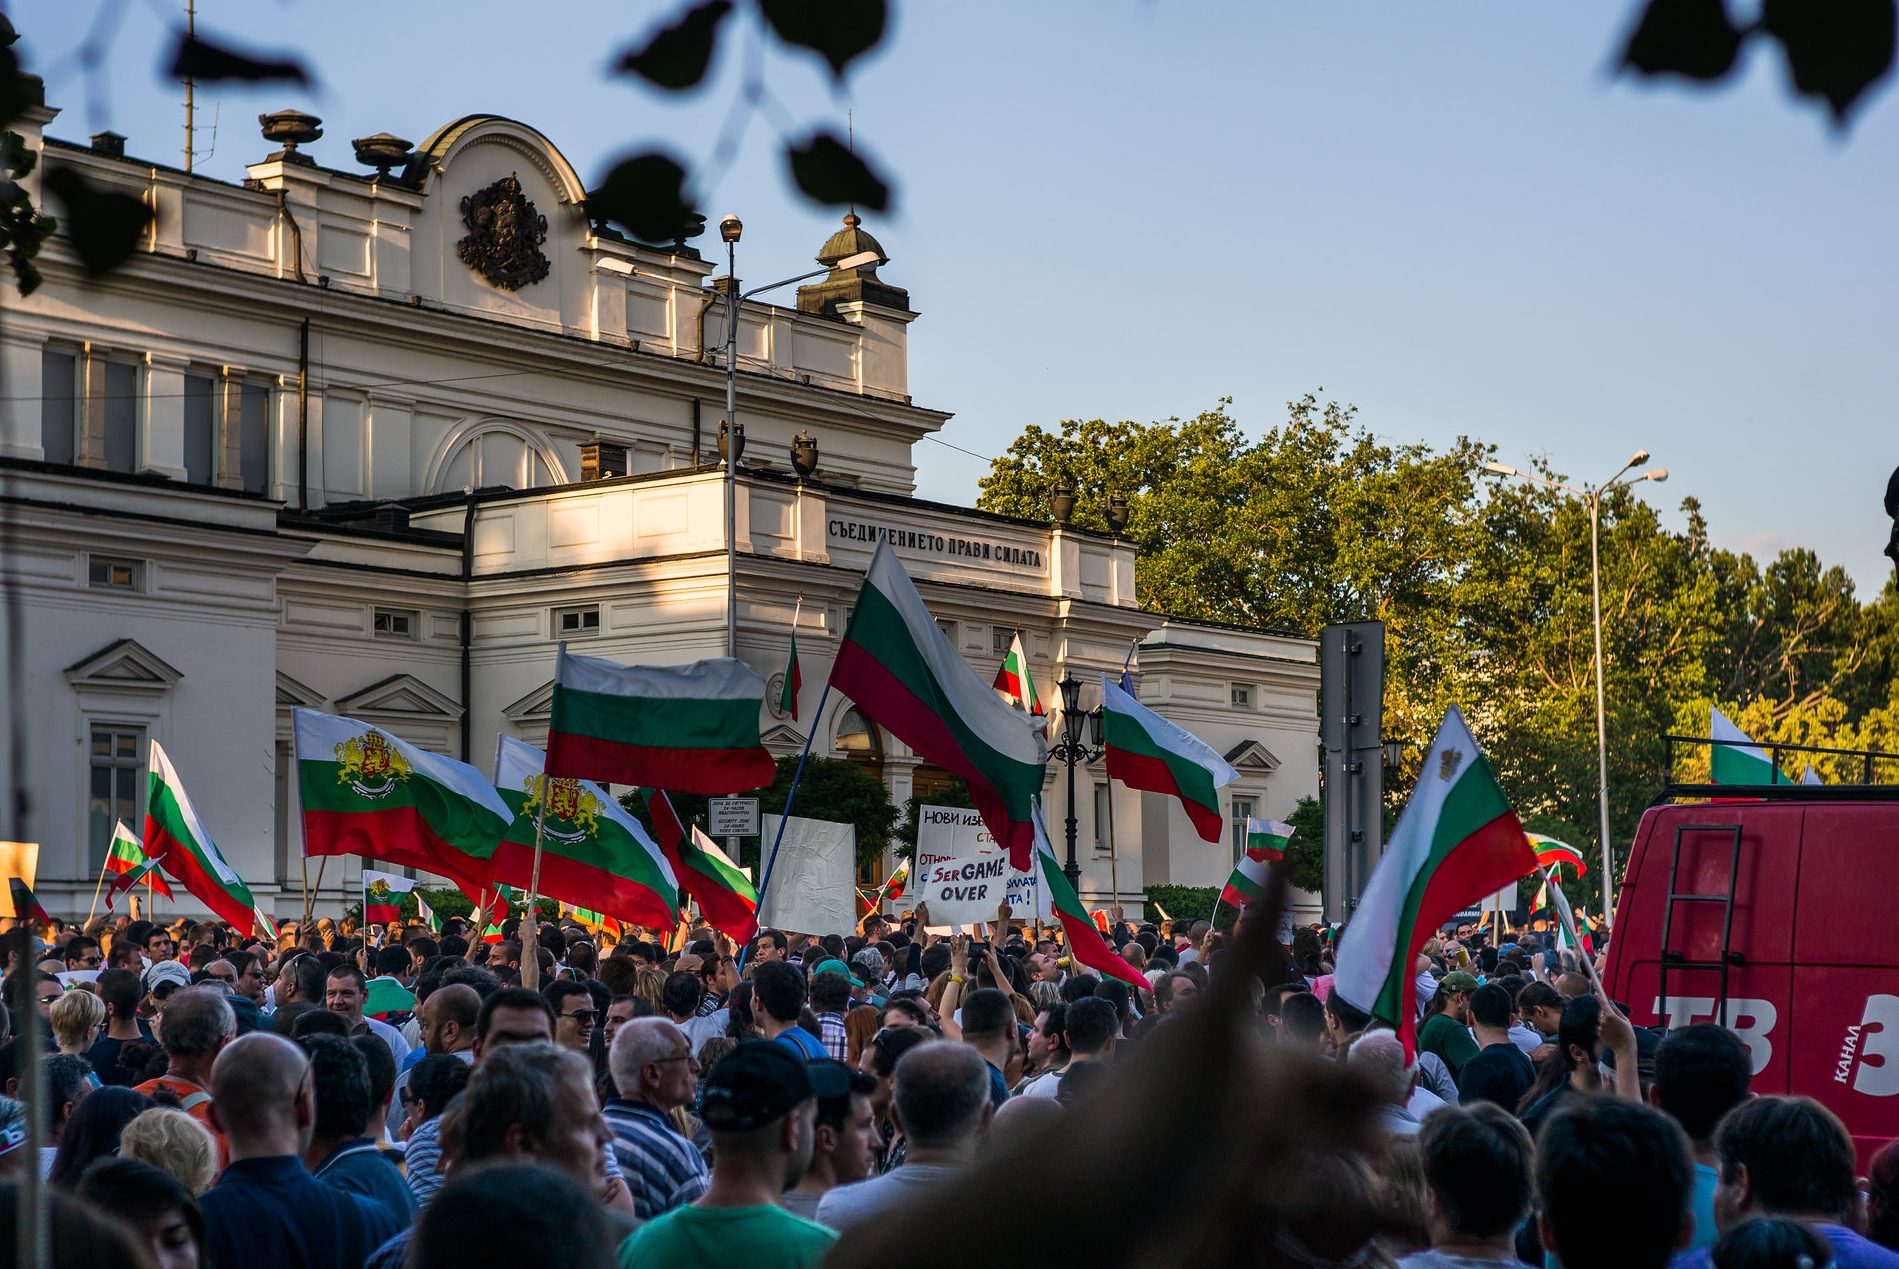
519, 790, 551, 990
85, 852, 113, 924
737, 679, 833, 975
303, 857, 327, 931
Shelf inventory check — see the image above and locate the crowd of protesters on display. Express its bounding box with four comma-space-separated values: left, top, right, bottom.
0, 896, 1892, 1269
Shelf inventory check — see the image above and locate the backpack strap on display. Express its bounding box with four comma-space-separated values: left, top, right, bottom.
175, 1088, 212, 1113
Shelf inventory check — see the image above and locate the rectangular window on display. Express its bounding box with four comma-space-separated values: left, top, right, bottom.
1093, 782, 1113, 856
373, 608, 418, 640
991, 627, 1013, 655
183, 374, 215, 486
554, 604, 601, 637
937, 619, 956, 644
41, 349, 76, 465
88, 725, 144, 870
103, 360, 138, 473
87, 556, 143, 590
1230, 796, 1256, 861
239, 381, 270, 493
1230, 684, 1252, 709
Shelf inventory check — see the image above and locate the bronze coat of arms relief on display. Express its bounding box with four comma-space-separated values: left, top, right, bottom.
457, 174, 551, 291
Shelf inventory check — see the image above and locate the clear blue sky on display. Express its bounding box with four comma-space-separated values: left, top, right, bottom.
22, 3, 1899, 594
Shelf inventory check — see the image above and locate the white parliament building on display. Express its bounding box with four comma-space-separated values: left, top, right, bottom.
0, 93, 1321, 921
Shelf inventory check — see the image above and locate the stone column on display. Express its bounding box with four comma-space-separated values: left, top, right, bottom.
216, 366, 247, 490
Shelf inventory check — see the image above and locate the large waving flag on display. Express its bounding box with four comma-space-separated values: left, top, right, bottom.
1710, 706, 1782, 785
1032, 800, 1148, 989
830, 541, 1048, 869
1333, 707, 1538, 1058
1219, 854, 1269, 909
1101, 676, 1238, 844
144, 741, 262, 936
546, 650, 775, 794
645, 788, 760, 944
492, 737, 679, 930
1245, 817, 1296, 863
992, 631, 1045, 716
106, 819, 172, 900
293, 709, 511, 885
1526, 832, 1587, 877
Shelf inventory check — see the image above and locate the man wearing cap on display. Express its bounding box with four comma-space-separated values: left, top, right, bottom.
617, 1040, 834, 1269
808, 958, 860, 1062
143, 958, 192, 1015
781, 1059, 878, 1222
1417, 970, 1482, 1083
604, 1017, 708, 1220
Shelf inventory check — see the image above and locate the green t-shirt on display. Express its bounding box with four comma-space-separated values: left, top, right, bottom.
618, 1203, 836, 1269
1417, 1011, 1481, 1076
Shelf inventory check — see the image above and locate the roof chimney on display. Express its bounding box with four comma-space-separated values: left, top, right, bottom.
579, 439, 628, 482
90, 131, 126, 158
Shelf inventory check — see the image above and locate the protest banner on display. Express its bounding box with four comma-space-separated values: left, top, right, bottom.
915, 804, 1051, 927
756, 814, 856, 936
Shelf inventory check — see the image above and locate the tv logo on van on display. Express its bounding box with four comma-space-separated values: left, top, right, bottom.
1836, 995, 1899, 1098
1654, 996, 1776, 1076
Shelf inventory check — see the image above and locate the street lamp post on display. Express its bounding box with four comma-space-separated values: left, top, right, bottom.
713, 213, 885, 659
1482, 452, 1668, 915
1050, 670, 1105, 892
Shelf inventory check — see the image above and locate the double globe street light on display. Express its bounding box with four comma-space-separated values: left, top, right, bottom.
1482, 451, 1668, 914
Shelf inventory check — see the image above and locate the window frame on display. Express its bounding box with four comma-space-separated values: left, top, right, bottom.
1229, 795, 1256, 862
87, 723, 146, 872
552, 604, 602, 638
372, 608, 419, 641
1230, 683, 1253, 709
87, 555, 146, 592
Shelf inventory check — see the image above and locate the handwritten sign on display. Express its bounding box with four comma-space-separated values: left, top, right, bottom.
914, 805, 1052, 926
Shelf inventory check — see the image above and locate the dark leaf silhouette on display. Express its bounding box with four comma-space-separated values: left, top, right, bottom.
615, 0, 733, 91
588, 151, 701, 245
758, 0, 887, 80
44, 166, 153, 278
1761, 0, 1896, 123
1621, 0, 1743, 80
166, 30, 309, 84
786, 132, 890, 210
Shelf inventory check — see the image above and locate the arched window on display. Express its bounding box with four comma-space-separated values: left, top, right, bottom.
835, 708, 882, 765
435, 426, 563, 492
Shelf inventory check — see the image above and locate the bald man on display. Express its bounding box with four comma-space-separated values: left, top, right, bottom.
394, 983, 480, 1099
200, 1033, 403, 1269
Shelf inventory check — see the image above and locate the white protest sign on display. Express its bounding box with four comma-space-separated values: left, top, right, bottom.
756, 814, 856, 936
914, 804, 1051, 927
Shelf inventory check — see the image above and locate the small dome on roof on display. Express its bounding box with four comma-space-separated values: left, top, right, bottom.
816, 213, 886, 272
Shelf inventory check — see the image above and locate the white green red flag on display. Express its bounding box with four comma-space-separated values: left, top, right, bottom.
143, 740, 262, 936
1031, 799, 1147, 989
779, 618, 803, 723
546, 649, 775, 795
293, 709, 511, 885
1220, 854, 1269, 909
8, 878, 49, 925
253, 908, 280, 941
1245, 817, 1295, 863
1710, 706, 1782, 785
363, 870, 415, 925
992, 631, 1044, 716
1333, 706, 1537, 1058
644, 788, 760, 944
1526, 832, 1587, 877
1101, 676, 1237, 844
105, 856, 169, 910
416, 893, 439, 934
830, 541, 1048, 869
107, 819, 172, 899
492, 737, 680, 930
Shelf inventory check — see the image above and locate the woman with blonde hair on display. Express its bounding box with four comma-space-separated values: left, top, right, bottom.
118, 1107, 219, 1196
50, 989, 105, 1058
634, 966, 667, 1010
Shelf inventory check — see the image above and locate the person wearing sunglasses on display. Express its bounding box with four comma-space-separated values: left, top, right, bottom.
545, 980, 599, 1057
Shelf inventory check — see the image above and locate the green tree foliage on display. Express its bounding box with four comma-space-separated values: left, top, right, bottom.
619, 755, 897, 873
980, 394, 1899, 889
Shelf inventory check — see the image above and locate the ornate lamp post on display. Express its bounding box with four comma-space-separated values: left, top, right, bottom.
1050, 670, 1106, 892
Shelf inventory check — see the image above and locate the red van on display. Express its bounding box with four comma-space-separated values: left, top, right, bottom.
1604, 739, 1899, 1162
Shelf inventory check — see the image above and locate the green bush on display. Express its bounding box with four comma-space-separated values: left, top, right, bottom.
1143, 884, 1219, 926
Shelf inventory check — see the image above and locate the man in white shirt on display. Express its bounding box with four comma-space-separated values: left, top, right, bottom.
325, 965, 411, 1066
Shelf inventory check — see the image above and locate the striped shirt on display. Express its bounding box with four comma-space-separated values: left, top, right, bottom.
602, 1097, 708, 1221
817, 1011, 849, 1062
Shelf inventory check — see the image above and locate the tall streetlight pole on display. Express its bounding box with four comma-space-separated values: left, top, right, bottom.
1483, 452, 1668, 916
1050, 670, 1105, 892
714, 213, 884, 659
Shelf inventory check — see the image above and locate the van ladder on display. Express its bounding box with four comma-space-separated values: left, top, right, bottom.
1656, 823, 1745, 1026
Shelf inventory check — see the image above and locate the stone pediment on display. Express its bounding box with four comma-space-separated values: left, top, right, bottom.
336, 673, 463, 721
64, 639, 182, 693
1224, 738, 1281, 773
275, 671, 326, 710
502, 679, 554, 722
761, 724, 807, 754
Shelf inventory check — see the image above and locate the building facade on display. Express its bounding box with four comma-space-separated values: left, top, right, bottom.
0, 97, 1320, 922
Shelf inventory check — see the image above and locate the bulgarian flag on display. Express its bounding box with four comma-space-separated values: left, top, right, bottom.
492, 737, 680, 930
363, 869, 415, 925
992, 631, 1045, 716
143, 740, 262, 936
644, 788, 759, 944
1710, 706, 1783, 785
1101, 675, 1237, 844
8, 878, 50, 925
1031, 800, 1147, 989
106, 819, 172, 900
1527, 832, 1587, 877
253, 908, 280, 941
1220, 854, 1269, 909
105, 856, 169, 911
293, 709, 511, 885
482, 922, 506, 945
1245, 817, 1295, 863
1332, 706, 1537, 1058
779, 618, 803, 722
416, 893, 440, 934
830, 541, 1048, 870
546, 649, 776, 795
